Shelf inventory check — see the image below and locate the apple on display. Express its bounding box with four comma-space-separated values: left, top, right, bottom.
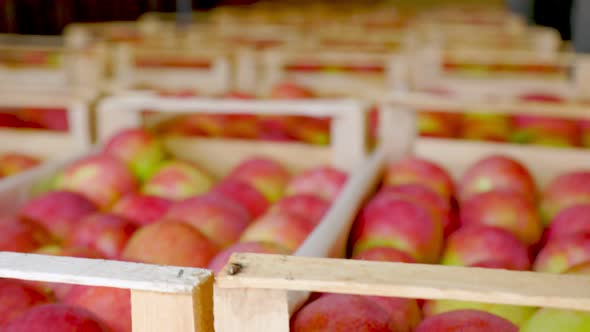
460, 190, 542, 246
158, 114, 225, 137
568, 262, 590, 274
207, 241, 290, 273
270, 82, 315, 99
541, 171, 590, 224
221, 114, 260, 139
579, 119, 590, 148
418, 111, 461, 138
0, 278, 52, 326
55, 155, 138, 209
352, 247, 416, 263
415, 310, 518, 332
122, 221, 218, 268
291, 294, 393, 332
545, 205, 590, 242
271, 194, 330, 226
520, 308, 590, 332
458, 155, 536, 202
423, 300, 535, 327
350, 197, 443, 264
111, 193, 172, 226
441, 225, 530, 270
103, 128, 166, 181
164, 194, 251, 248
520, 92, 564, 103
534, 233, 590, 273
0, 217, 51, 252
285, 166, 347, 202
290, 117, 331, 145
374, 184, 456, 237
510, 115, 579, 147
0, 153, 41, 177
352, 248, 421, 332
461, 113, 512, 142
142, 160, 214, 200
18, 108, 69, 131
63, 285, 130, 332
66, 213, 137, 259
3, 304, 109, 332
19, 191, 97, 240
239, 211, 315, 252
211, 179, 270, 219
384, 157, 455, 200
227, 157, 291, 202
0, 112, 25, 128
257, 115, 298, 142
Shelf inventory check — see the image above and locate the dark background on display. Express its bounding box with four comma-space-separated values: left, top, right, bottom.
0, 0, 575, 40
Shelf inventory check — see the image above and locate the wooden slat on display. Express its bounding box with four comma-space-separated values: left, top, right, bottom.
0, 252, 211, 293
218, 253, 590, 312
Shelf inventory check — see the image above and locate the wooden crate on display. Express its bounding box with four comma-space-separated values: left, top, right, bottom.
240, 47, 407, 98
214, 98, 590, 331
411, 48, 590, 100
108, 45, 232, 95
0, 251, 213, 331
0, 92, 91, 162
0, 37, 105, 93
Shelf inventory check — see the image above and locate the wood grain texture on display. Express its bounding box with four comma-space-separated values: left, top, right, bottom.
214, 286, 289, 332
218, 253, 590, 312
0, 252, 212, 293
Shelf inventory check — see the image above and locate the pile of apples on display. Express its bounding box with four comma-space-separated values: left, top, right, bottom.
0, 128, 348, 332
0, 107, 69, 131
442, 61, 566, 77
418, 93, 590, 148
0, 153, 41, 179
153, 83, 337, 146
292, 154, 590, 331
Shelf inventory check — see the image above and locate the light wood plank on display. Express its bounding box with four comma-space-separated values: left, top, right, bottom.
214, 286, 289, 332
0, 252, 211, 293
218, 253, 590, 312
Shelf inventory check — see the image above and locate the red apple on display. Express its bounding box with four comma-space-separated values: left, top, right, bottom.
459, 155, 536, 202
510, 115, 579, 147
534, 233, 590, 273
55, 155, 138, 209
0, 112, 25, 128
228, 157, 291, 202
520, 93, 564, 103
285, 166, 347, 202
0, 217, 51, 252
66, 213, 137, 259
19, 191, 97, 240
291, 294, 393, 332
0, 153, 41, 177
546, 205, 590, 242
63, 285, 130, 332
460, 190, 542, 245
290, 117, 331, 145
103, 128, 166, 181
111, 193, 172, 226
211, 179, 270, 219
122, 221, 218, 268
579, 119, 590, 148
415, 310, 518, 332
207, 241, 290, 273
461, 113, 512, 142
0, 278, 52, 327
374, 184, 457, 237
351, 197, 443, 263
222, 114, 260, 139
418, 111, 461, 138
239, 211, 315, 252
541, 171, 590, 224
352, 248, 421, 332
257, 115, 299, 142
18, 108, 69, 131
384, 157, 455, 200
3, 304, 109, 332
164, 194, 251, 248
272, 194, 330, 226
270, 82, 315, 99
142, 160, 214, 200
441, 225, 530, 270
352, 247, 416, 263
